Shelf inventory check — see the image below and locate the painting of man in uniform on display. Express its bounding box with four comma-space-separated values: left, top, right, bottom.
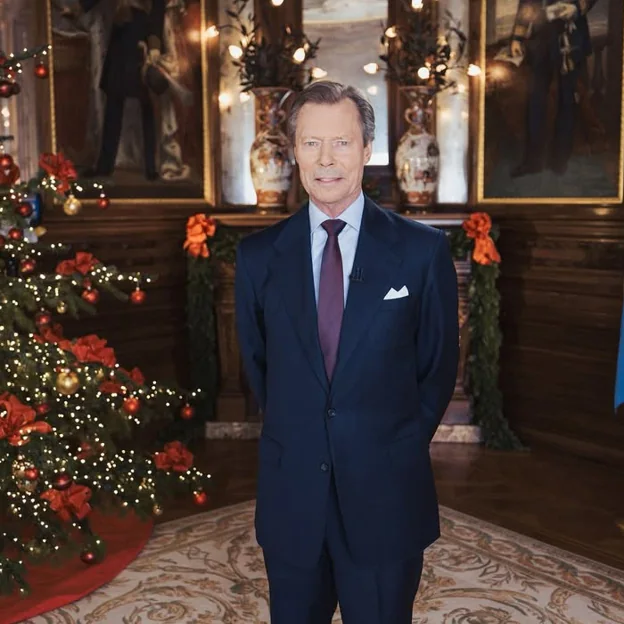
480, 0, 623, 201
49, 0, 204, 199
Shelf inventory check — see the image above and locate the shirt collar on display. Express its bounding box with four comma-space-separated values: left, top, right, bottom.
309, 191, 365, 234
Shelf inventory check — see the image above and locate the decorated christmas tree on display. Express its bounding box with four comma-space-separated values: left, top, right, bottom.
0, 45, 211, 596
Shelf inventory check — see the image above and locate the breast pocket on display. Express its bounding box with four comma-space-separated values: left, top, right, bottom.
369, 296, 415, 350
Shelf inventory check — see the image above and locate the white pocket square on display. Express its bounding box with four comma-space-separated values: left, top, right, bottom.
383, 285, 409, 300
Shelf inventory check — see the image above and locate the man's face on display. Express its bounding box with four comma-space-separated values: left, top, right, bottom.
294, 99, 372, 215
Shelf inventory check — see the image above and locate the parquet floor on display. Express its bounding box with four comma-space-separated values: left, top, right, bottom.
158, 439, 624, 571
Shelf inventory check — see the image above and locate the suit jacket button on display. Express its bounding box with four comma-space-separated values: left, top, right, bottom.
327, 408, 336, 418
320, 462, 329, 472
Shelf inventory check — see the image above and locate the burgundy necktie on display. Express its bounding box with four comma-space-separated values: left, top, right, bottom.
317, 219, 347, 381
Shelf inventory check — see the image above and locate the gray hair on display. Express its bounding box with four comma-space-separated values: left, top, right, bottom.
286, 80, 375, 147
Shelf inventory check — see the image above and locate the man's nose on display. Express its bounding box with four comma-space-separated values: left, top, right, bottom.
318, 142, 334, 167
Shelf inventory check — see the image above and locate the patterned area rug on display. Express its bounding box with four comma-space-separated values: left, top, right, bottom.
25, 500, 624, 623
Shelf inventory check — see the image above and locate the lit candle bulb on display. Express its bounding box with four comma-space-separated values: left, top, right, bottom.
228, 45, 243, 59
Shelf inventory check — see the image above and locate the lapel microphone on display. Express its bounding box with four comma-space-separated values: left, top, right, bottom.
349, 267, 364, 283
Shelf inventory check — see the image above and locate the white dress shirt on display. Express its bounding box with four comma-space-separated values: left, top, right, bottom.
309, 191, 365, 308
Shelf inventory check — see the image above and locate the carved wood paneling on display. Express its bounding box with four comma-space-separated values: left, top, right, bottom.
487, 205, 624, 466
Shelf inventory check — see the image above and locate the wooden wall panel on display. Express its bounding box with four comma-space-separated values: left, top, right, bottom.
487, 205, 624, 466
44, 204, 198, 387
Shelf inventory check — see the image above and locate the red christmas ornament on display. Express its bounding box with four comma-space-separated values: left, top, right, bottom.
35, 311, 52, 326
20, 258, 36, 274
130, 288, 146, 305
0, 235, 5, 249
180, 404, 195, 420
82, 278, 92, 289
16, 201, 32, 217
97, 196, 110, 210
0, 153, 13, 168
0, 55, 6, 66
35, 403, 50, 416
53, 472, 72, 490
193, 491, 208, 506
24, 467, 39, 481
123, 396, 140, 415
80, 550, 97, 564
81, 288, 100, 304
34, 62, 48, 79
0, 80, 13, 98
8, 227, 23, 241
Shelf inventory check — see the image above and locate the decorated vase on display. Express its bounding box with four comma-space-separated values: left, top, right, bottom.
394, 86, 439, 209
249, 87, 293, 211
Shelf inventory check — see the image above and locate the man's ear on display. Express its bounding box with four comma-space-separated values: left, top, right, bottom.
363, 142, 372, 165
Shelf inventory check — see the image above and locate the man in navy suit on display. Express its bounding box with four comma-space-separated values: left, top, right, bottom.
509, 0, 598, 177
235, 81, 459, 623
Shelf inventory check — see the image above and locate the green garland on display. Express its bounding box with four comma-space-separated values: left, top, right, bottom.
185, 224, 240, 421
447, 221, 524, 450
185, 212, 523, 450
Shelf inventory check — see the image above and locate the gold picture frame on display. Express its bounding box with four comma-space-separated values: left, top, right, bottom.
45, 0, 218, 204
476, 0, 624, 204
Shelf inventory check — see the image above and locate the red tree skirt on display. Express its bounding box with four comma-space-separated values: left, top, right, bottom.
0, 510, 154, 624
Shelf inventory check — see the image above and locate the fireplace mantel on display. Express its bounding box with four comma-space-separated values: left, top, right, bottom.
206, 210, 480, 445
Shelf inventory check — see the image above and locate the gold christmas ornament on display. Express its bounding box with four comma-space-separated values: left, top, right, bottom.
63, 194, 82, 216
153, 504, 164, 516
56, 301, 68, 314
34, 225, 47, 237
95, 368, 107, 382
56, 369, 80, 395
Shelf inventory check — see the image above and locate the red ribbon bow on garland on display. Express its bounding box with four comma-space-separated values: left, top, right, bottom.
462, 212, 501, 266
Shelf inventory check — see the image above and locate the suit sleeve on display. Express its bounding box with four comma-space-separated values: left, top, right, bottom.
235, 243, 267, 413
415, 231, 459, 442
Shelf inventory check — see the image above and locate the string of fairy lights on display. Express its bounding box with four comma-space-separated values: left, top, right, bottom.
209, 0, 482, 110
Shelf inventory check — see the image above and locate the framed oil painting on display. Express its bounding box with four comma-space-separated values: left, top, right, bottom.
45, 0, 215, 202
477, 0, 624, 203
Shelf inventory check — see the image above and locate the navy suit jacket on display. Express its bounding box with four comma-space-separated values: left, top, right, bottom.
235, 197, 459, 568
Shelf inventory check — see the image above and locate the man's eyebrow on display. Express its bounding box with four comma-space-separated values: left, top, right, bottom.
301, 135, 351, 140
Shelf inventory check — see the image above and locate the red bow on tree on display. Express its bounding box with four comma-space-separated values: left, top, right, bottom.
41, 483, 92, 522
154, 441, 194, 472
0, 392, 52, 446
39, 152, 78, 194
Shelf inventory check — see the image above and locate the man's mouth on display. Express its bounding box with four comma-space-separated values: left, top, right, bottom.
316, 177, 341, 183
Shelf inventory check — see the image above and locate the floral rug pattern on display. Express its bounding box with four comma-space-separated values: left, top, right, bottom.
25, 501, 624, 623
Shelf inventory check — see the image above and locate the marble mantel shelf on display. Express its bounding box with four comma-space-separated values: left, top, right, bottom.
211, 210, 470, 229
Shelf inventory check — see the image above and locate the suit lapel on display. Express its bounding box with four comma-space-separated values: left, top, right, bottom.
331, 199, 402, 388
271, 207, 329, 393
